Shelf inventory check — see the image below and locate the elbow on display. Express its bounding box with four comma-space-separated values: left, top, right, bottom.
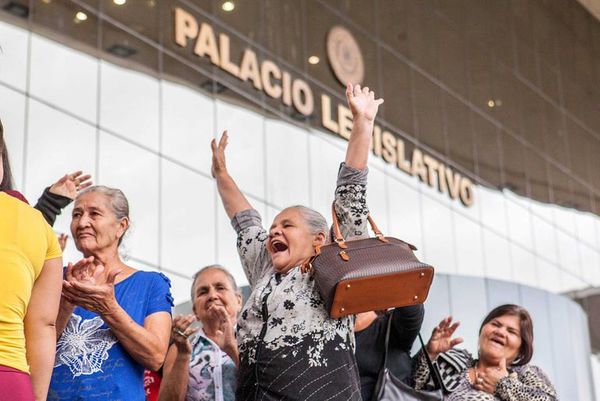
146, 352, 167, 372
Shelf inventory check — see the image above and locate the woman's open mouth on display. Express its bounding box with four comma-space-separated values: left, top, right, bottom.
270, 239, 288, 254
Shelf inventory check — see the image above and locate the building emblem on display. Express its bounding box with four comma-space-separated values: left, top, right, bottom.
326, 26, 364, 85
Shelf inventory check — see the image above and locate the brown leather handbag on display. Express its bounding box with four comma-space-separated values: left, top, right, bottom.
304, 204, 435, 319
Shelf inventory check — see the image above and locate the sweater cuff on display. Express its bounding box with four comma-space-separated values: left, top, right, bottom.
336, 162, 368, 187
230, 209, 262, 232
34, 187, 73, 226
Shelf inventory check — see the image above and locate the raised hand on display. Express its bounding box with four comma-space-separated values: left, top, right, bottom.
49, 171, 93, 200
58, 233, 69, 251
345, 83, 384, 122
66, 256, 104, 284
211, 131, 229, 178
170, 315, 199, 355
425, 316, 463, 360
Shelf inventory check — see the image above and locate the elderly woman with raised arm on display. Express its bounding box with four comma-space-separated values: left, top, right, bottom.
47, 186, 173, 401
158, 265, 242, 401
412, 304, 558, 401
211, 84, 383, 400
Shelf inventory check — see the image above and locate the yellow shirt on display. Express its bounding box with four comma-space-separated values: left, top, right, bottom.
0, 192, 62, 372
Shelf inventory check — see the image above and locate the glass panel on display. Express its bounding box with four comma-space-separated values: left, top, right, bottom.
448, 275, 488, 353
387, 177, 423, 260
412, 72, 446, 157
555, 230, 582, 281
30, 34, 98, 123
0, 85, 26, 189
24, 99, 96, 202
100, 60, 160, 150
577, 243, 600, 287
161, 78, 215, 174
421, 196, 455, 274
31, 0, 98, 49
505, 197, 533, 250
575, 211, 598, 248
478, 186, 508, 236
531, 214, 559, 266
308, 133, 346, 215
518, 285, 555, 381
264, 119, 310, 208
99, 131, 159, 265
486, 279, 520, 309
161, 159, 215, 276
453, 211, 484, 277
379, 47, 413, 135
415, 273, 450, 355
214, 99, 265, 200
444, 93, 474, 174
510, 244, 537, 288
482, 228, 511, 281
536, 259, 561, 293
101, 0, 160, 43
367, 166, 389, 234
0, 20, 28, 91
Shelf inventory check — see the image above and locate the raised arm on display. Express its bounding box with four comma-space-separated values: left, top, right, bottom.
25, 257, 63, 401
344, 83, 384, 170
334, 85, 383, 241
34, 171, 92, 226
211, 131, 252, 219
211, 131, 271, 287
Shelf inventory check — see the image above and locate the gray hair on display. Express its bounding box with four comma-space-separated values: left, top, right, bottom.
287, 205, 329, 239
78, 185, 130, 245
190, 264, 240, 301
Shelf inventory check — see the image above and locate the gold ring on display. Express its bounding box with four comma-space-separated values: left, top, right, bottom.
477, 377, 484, 384
174, 328, 187, 337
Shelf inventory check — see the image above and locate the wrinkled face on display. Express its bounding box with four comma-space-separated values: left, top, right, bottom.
192, 269, 242, 323
267, 208, 324, 273
479, 314, 522, 365
71, 192, 127, 256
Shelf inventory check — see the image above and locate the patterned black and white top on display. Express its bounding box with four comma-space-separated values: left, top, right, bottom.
412, 348, 558, 401
231, 163, 368, 401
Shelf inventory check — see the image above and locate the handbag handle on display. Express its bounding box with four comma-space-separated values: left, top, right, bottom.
330, 202, 388, 249
380, 312, 445, 391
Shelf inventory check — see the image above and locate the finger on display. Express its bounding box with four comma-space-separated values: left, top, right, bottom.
353, 84, 361, 97
219, 130, 228, 150
499, 356, 507, 371
69, 171, 83, 179
448, 321, 460, 334
78, 182, 93, 190
65, 263, 75, 281
369, 91, 375, 100
57, 175, 69, 184
345, 83, 353, 100
362, 86, 369, 94
449, 337, 464, 347
77, 174, 92, 183
211, 138, 218, 153
375, 98, 384, 105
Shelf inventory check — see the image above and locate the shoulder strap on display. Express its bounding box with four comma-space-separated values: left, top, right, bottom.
418, 333, 446, 392
380, 310, 394, 370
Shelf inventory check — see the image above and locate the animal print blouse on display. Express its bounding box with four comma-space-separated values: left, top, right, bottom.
412, 348, 558, 401
231, 163, 368, 401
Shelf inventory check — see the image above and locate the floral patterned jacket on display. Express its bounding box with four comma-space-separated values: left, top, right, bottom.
232, 163, 369, 401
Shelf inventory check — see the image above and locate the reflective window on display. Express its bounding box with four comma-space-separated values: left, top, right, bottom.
100, 61, 160, 150
0, 85, 26, 189
482, 228, 511, 281
421, 196, 455, 274
308, 133, 346, 215
99, 131, 159, 265
505, 197, 533, 249
161, 159, 215, 276
30, 34, 98, 122
387, 177, 424, 260
453, 211, 484, 277
265, 119, 310, 208
25, 99, 96, 200
0, 21, 28, 91
161, 80, 215, 173
215, 100, 265, 200
510, 244, 537, 288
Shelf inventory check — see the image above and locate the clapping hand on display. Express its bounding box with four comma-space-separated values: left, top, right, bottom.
207, 305, 238, 364
345, 83, 384, 122
62, 257, 121, 315
426, 316, 464, 360
170, 315, 199, 355
49, 171, 92, 200
211, 131, 229, 179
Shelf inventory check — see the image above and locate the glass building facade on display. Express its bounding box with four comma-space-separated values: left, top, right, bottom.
0, 0, 599, 399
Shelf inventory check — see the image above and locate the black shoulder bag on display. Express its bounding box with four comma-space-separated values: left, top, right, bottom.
372, 311, 445, 401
